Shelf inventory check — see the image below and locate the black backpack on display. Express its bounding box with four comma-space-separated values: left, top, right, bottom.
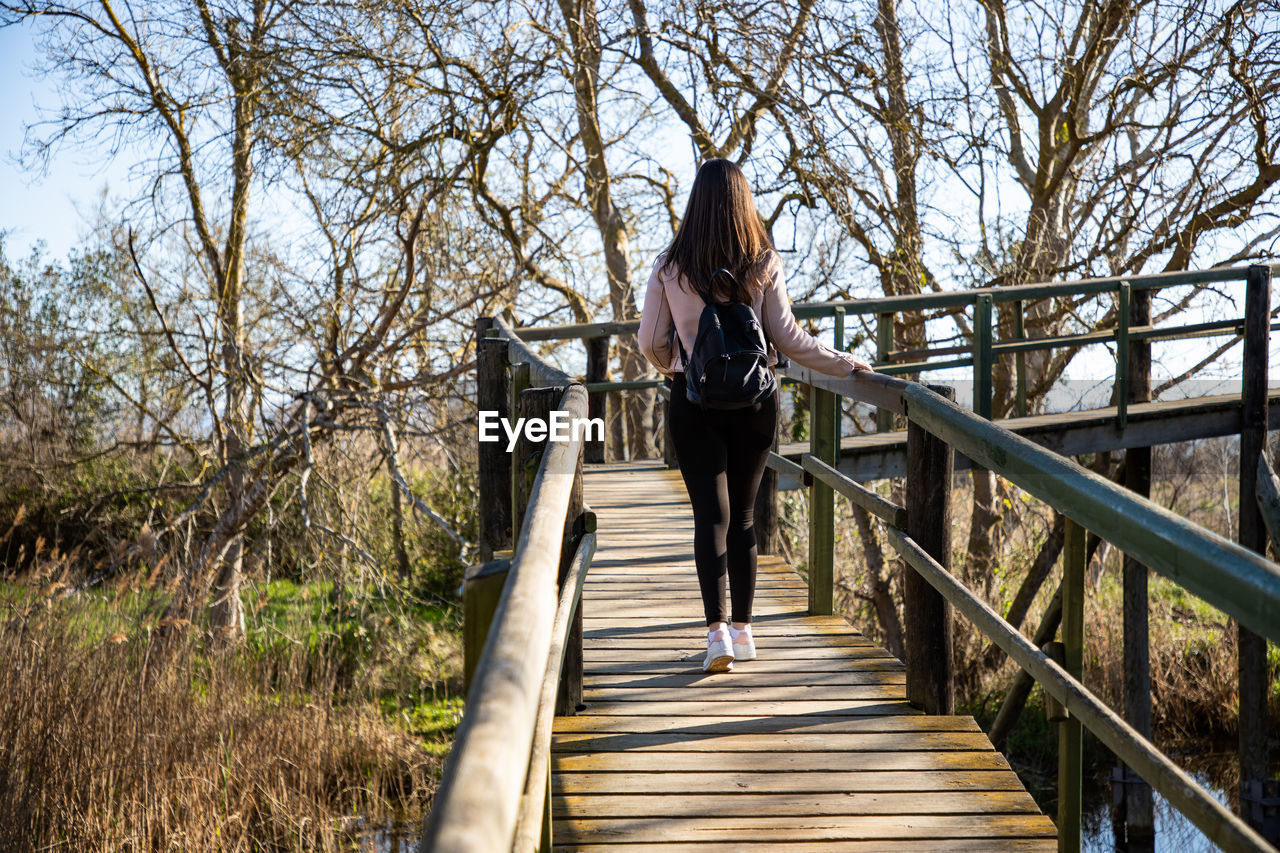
675, 268, 778, 409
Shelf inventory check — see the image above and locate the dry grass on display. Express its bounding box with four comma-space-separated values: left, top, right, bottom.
0, 590, 444, 852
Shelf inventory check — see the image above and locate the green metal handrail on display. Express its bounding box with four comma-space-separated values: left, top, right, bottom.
517, 263, 1280, 427
900, 383, 1280, 644
778, 361, 1278, 851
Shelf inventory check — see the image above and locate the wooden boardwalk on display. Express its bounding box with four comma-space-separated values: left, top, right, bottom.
549, 461, 1057, 851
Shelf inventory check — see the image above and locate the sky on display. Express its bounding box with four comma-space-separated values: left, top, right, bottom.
1, 24, 145, 262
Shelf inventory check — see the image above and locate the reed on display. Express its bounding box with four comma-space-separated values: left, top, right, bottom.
0, 585, 446, 852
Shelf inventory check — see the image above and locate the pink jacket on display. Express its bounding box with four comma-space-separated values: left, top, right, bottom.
637, 253, 864, 378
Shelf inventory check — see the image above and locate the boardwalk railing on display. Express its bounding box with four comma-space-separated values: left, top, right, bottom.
420, 317, 596, 852
520, 262, 1280, 429
429, 265, 1278, 851
782, 365, 1279, 851
773, 265, 1277, 850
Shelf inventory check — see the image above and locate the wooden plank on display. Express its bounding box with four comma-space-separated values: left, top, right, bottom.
583, 685, 908, 703
552, 790, 1042, 817
584, 578, 804, 588
582, 617, 867, 635
552, 751, 1007, 773
552, 732, 997, 753
553, 715, 978, 735
588, 613, 856, 626
582, 671, 906, 688
578, 700, 922, 716
582, 588, 806, 599
553, 814, 1057, 843
559, 840, 1056, 852
583, 657, 904, 673
582, 589, 805, 599
579, 604, 807, 619
552, 770, 1032, 795
583, 638, 882, 653
584, 568, 799, 578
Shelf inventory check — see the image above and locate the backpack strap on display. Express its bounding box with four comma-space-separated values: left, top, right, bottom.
671, 266, 777, 369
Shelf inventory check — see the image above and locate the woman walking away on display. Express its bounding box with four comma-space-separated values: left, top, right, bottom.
637, 158, 872, 673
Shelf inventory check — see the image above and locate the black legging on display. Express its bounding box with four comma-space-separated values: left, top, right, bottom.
667, 373, 778, 626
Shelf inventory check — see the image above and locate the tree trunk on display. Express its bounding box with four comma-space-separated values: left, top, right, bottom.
558, 0, 654, 460
851, 504, 903, 659
390, 460, 411, 579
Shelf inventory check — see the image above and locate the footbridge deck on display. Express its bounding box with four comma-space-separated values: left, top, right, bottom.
551, 461, 1057, 851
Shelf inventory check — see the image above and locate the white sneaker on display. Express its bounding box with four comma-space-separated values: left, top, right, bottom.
703, 628, 734, 672
729, 624, 756, 661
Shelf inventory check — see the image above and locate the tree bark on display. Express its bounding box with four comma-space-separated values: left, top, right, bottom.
851, 503, 903, 659
558, 0, 654, 460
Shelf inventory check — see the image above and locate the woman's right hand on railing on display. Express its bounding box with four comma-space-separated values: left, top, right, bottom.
846, 355, 873, 374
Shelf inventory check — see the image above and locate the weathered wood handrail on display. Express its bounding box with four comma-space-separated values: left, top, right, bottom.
512, 525, 597, 852
422, 307, 591, 853
801, 452, 905, 528
490, 316, 574, 388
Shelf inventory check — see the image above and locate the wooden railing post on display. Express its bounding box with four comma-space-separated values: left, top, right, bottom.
974, 294, 994, 419
1059, 517, 1086, 853
1013, 299, 1027, 418
1239, 262, 1275, 841
876, 311, 894, 431
904, 385, 954, 714
509, 363, 532, 543
477, 319, 512, 561
662, 384, 678, 470
555, 449, 585, 716
1117, 281, 1155, 849
808, 377, 837, 615
1116, 283, 1131, 431
585, 336, 608, 464
463, 557, 511, 696
755, 390, 780, 555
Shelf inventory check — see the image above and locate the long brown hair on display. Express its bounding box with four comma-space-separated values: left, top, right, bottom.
661, 158, 775, 302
